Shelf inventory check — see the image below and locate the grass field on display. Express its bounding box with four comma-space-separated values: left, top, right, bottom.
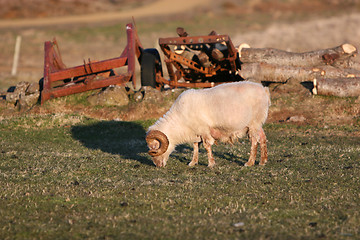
0, 114, 359, 239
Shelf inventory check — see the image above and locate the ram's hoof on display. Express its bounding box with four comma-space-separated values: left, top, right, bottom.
188, 161, 198, 167
244, 162, 254, 167
208, 162, 216, 168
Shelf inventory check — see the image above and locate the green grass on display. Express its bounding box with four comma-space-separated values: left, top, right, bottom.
0, 115, 359, 239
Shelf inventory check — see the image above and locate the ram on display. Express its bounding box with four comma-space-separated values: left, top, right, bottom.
146, 81, 271, 167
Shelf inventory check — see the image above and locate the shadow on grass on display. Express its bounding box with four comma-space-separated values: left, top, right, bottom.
175, 143, 248, 166
71, 120, 153, 166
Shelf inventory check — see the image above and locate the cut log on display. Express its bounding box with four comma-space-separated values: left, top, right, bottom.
312, 77, 360, 97
346, 59, 360, 71
241, 63, 319, 82
237, 43, 251, 58
240, 62, 360, 83
239, 43, 357, 68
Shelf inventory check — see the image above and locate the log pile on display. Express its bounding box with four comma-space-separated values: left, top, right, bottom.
238, 43, 360, 97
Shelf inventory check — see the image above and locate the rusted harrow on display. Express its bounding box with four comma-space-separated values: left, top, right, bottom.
153, 28, 242, 89
41, 22, 142, 104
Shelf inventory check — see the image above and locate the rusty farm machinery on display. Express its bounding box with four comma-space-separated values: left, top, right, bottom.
41, 21, 243, 104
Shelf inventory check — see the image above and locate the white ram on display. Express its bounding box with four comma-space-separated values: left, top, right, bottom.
146, 81, 271, 167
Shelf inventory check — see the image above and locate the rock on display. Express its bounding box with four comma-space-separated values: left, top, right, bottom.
87, 85, 129, 106
14, 81, 30, 95
26, 82, 40, 94
142, 86, 162, 102
5, 92, 19, 104
287, 115, 306, 122
233, 222, 245, 228
133, 91, 144, 102
5, 81, 34, 105
19, 92, 40, 109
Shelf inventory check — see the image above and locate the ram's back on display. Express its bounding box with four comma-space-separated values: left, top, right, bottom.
173, 82, 269, 133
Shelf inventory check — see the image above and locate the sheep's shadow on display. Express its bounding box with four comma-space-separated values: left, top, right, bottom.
175, 143, 248, 166
71, 120, 152, 166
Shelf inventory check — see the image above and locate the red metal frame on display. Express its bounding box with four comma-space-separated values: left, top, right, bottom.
41, 23, 143, 104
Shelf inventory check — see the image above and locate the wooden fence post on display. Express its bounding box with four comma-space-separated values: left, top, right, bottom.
11, 35, 22, 76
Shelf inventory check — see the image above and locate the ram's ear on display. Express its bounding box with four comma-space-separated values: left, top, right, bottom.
146, 130, 169, 156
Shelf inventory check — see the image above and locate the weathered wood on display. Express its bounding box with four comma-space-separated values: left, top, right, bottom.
240, 62, 360, 83
239, 43, 357, 68
312, 77, 360, 97
346, 59, 360, 70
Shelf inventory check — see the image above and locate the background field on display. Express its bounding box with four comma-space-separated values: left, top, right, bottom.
0, 0, 360, 239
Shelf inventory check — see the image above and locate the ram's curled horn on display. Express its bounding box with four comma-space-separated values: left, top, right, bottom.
146, 130, 169, 156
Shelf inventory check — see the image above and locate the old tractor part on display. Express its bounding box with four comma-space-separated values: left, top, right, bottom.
41, 22, 143, 104
156, 29, 242, 89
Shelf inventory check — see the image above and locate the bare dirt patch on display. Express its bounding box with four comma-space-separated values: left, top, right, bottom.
0, 0, 210, 28
0, 0, 155, 19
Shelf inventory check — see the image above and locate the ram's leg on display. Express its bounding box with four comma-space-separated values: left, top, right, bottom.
259, 128, 268, 165
245, 134, 258, 167
203, 138, 215, 167
189, 142, 199, 167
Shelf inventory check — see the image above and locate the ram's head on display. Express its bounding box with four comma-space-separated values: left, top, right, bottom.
146, 130, 170, 167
